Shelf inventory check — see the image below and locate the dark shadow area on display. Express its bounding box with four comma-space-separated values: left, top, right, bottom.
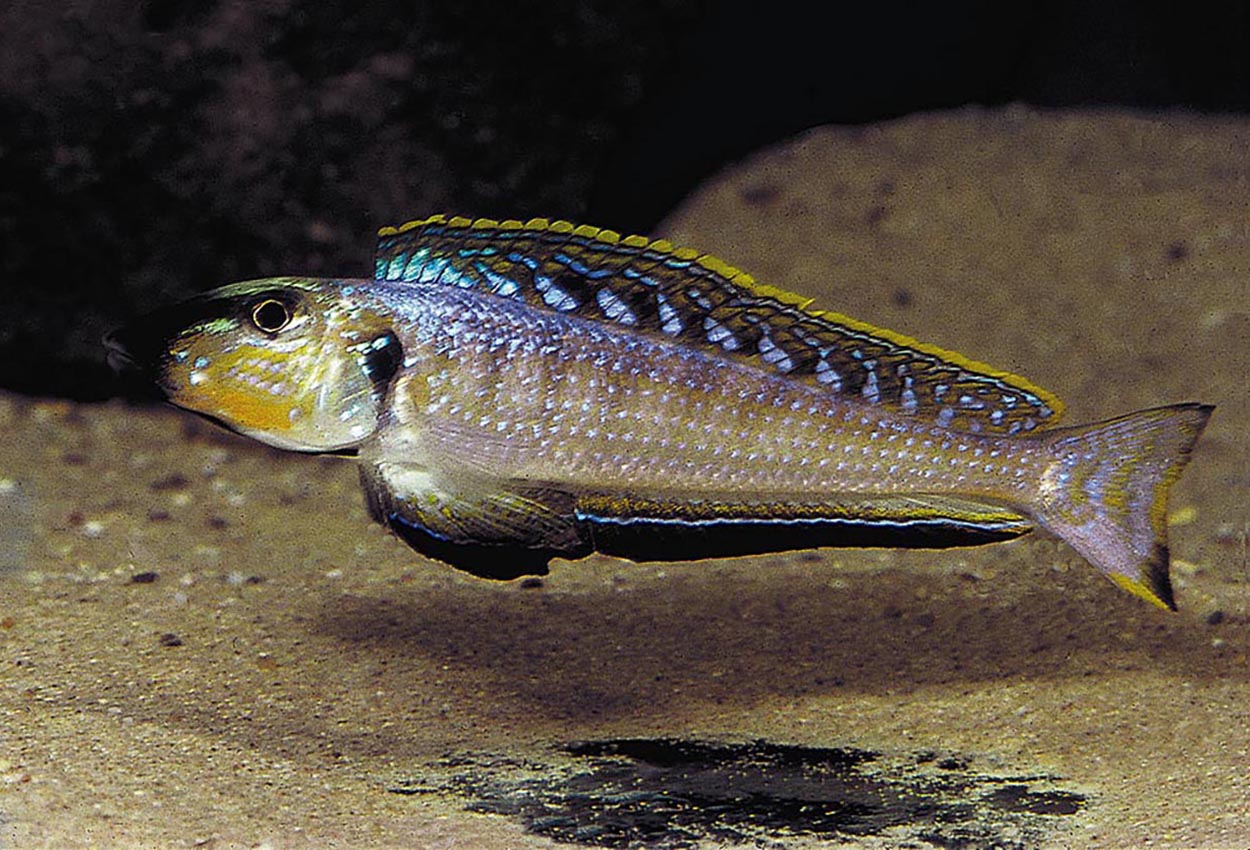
392, 737, 1085, 849
314, 552, 1236, 720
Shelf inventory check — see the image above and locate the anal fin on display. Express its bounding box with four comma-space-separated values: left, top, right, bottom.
575, 492, 1033, 562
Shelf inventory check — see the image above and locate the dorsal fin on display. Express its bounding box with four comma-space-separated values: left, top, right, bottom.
375, 215, 1064, 434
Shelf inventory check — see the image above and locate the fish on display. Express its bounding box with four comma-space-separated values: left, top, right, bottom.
106, 214, 1213, 609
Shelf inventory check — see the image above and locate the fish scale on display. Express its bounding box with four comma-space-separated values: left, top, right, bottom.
107, 215, 1212, 609
381, 283, 1042, 500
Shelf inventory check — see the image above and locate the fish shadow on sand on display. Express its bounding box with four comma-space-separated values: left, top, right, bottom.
314, 547, 1231, 720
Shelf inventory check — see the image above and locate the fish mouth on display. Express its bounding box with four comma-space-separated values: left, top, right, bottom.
103, 324, 170, 402
103, 328, 138, 374
103, 321, 169, 380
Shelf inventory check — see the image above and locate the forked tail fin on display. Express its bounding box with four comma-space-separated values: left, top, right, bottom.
1033, 403, 1213, 610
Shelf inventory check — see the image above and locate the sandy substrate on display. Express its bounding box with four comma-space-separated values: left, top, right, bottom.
1, 107, 1247, 848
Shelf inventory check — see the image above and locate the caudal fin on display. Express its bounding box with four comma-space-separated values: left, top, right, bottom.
1033, 403, 1213, 610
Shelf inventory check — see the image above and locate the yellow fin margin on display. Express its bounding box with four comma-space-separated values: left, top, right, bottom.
379, 214, 1065, 427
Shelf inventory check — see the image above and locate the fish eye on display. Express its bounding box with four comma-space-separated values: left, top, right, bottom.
251, 298, 292, 334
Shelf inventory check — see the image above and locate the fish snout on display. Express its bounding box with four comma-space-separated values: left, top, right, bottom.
103, 327, 138, 374
103, 323, 170, 401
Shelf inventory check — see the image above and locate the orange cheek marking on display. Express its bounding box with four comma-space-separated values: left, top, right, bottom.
199, 385, 299, 432
166, 346, 307, 433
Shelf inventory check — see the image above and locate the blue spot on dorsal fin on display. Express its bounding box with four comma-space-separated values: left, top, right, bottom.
374, 215, 1066, 434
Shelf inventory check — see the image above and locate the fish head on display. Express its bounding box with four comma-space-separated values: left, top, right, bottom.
106, 277, 401, 452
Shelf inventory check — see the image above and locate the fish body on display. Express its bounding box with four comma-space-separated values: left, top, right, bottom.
108, 216, 1212, 609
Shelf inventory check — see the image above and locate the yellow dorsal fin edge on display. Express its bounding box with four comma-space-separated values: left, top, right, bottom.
378, 214, 1065, 420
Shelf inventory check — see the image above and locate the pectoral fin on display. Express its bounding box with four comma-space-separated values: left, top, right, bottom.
360, 463, 589, 579
574, 492, 1032, 562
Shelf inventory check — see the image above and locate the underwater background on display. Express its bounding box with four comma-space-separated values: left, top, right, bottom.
1, 3, 1247, 848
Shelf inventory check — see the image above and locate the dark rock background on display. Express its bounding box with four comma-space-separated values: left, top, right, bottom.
1, 0, 1245, 399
